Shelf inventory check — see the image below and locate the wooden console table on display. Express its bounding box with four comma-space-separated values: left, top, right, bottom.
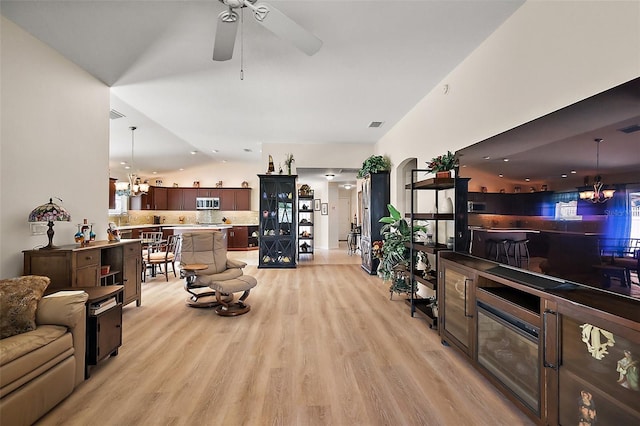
23, 239, 142, 307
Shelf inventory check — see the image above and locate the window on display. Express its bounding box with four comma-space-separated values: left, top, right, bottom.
108, 195, 128, 216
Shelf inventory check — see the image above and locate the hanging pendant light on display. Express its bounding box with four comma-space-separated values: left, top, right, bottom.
579, 138, 615, 203
115, 126, 148, 196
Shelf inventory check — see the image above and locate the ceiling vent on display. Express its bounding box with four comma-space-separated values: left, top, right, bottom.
109, 109, 125, 120
368, 121, 384, 128
618, 124, 640, 134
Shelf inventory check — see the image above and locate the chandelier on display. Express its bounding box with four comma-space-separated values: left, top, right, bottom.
578, 138, 615, 203
115, 126, 149, 197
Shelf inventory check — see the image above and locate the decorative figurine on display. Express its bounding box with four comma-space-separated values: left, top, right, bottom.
267, 155, 275, 174
616, 350, 639, 391
107, 222, 121, 242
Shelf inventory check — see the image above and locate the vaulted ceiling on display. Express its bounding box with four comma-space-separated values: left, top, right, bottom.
1, 0, 525, 178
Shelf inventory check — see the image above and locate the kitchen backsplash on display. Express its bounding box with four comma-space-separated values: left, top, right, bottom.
109, 210, 259, 226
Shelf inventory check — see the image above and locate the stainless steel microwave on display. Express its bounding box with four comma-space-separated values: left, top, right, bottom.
196, 197, 220, 210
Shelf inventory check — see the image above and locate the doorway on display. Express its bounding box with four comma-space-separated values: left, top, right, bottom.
338, 196, 351, 241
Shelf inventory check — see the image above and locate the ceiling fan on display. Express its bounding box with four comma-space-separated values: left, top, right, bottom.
213, 0, 323, 61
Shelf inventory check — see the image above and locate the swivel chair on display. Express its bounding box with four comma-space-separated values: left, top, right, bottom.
180, 232, 257, 316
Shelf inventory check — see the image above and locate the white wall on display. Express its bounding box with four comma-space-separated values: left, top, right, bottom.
379, 1, 640, 207
1, 17, 110, 278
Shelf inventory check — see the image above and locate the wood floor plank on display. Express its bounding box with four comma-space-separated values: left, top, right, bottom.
36, 245, 534, 426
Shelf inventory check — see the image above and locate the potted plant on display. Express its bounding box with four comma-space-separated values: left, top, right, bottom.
284, 153, 295, 175
426, 150, 457, 178
357, 155, 391, 178
378, 204, 426, 296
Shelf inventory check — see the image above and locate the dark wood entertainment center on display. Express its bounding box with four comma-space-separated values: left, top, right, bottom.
438, 251, 639, 425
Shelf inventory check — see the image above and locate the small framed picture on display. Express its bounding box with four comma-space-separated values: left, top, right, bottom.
314, 199, 321, 211
321, 203, 328, 215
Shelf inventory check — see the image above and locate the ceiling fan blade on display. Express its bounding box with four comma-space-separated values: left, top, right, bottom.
213, 9, 239, 61
252, 3, 322, 56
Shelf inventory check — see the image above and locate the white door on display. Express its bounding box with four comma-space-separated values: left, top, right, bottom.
338, 196, 351, 241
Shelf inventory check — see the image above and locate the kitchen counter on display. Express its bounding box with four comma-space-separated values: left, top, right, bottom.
116, 223, 259, 230
163, 225, 232, 231
469, 226, 603, 236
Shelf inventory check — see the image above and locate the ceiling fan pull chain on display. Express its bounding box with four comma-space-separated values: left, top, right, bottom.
240, 7, 244, 80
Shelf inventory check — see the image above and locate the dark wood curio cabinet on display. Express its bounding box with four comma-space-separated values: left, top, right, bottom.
360, 172, 390, 275
258, 174, 297, 268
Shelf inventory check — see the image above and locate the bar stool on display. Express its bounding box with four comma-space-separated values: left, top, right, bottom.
512, 239, 530, 269
486, 239, 499, 261
496, 239, 513, 265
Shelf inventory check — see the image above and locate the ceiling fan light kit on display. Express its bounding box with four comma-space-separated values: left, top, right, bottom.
213, 0, 322, 62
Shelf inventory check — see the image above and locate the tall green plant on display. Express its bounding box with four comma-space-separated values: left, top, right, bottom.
378, 204, 426, 296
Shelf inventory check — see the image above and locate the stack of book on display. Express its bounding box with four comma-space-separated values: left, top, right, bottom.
89, 297, 118, 316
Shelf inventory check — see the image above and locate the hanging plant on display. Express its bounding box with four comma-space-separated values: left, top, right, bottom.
357, 155, 391, 178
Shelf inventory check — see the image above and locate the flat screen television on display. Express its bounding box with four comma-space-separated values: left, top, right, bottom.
455, 77, 640, 302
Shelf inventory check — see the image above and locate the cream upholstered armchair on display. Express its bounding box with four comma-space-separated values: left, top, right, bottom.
180, 232, 257, 316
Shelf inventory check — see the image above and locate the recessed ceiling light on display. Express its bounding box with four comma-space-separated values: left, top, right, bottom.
325, 174, 335, 180
483, 156, 491, 160
152, 171, 157, 175
120, 161, 127, 165
561, 174, 568, 178
503, 158, 509, 162
344, 184, 352, 190
179, 168, 184, 171
212, 149, 219, 153
525, 178, 530, 182
570, 170, 577, 174
124, 165, 131, 170
498, 173, 504, 178
190, 151, 197, 155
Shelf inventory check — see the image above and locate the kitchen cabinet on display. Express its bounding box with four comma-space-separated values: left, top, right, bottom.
23, 240, 142, 307
130, 186, 167, 210
167, 187, 199, 210
228, 226, 248, 249
258, 174, 296, 268
109, 178, 116, 209
360, 172, 390, 274
220, 188, 251, 210
197, 188, 221, 198
131, 186, 250, 211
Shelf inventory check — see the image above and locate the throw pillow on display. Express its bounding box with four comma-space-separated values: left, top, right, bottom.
0, 276, 50, 339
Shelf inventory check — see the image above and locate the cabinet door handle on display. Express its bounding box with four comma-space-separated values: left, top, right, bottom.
463, 278, 474, 318
542, 309, 557, 370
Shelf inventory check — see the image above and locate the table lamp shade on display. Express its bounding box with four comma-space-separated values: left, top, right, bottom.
28, 198, 71, 249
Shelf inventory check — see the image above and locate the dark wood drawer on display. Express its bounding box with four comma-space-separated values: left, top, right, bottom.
76, 249, 100, 268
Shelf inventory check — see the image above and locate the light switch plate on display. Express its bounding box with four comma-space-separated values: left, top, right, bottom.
30, 223, 47, 235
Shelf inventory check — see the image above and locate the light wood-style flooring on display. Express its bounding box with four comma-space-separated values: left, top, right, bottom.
37, 244, 533, 425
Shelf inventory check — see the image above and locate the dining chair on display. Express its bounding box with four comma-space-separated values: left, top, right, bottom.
144, 234, 181, 282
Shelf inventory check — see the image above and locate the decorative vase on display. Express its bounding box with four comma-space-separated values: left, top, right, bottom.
436, 170, 451, 179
